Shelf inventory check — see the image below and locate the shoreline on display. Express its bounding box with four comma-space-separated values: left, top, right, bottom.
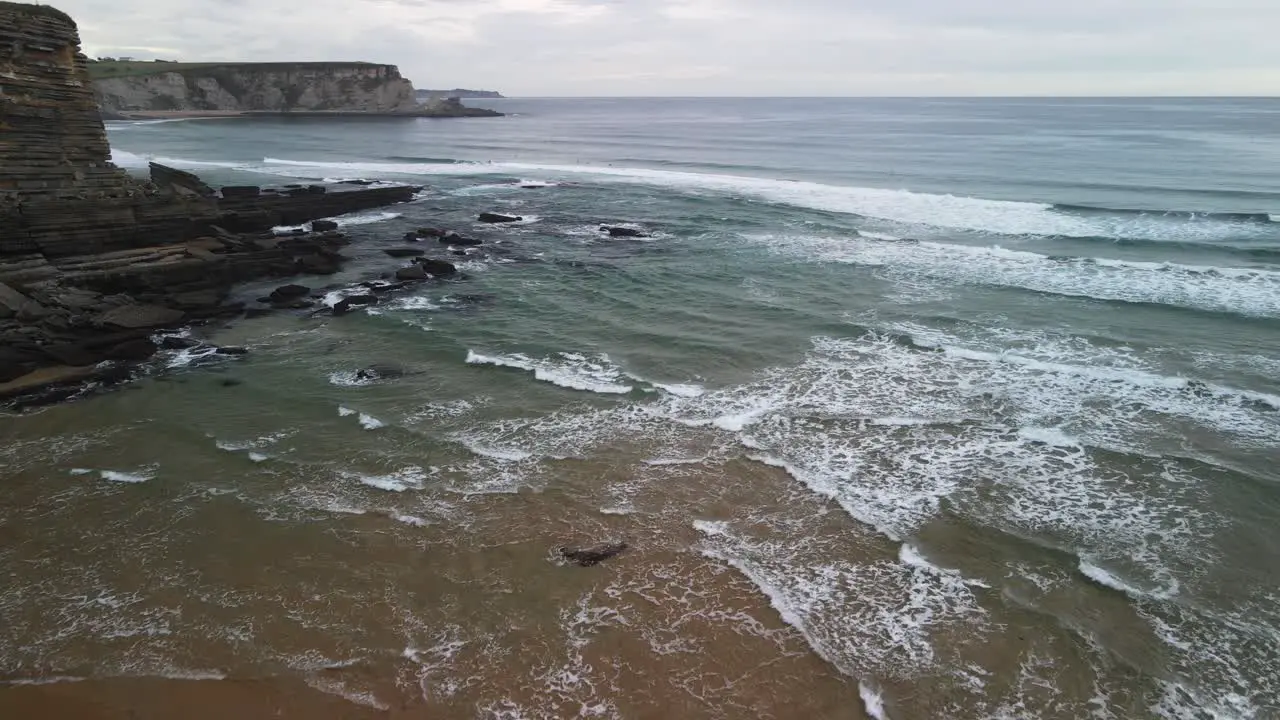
107, 106, 504, 121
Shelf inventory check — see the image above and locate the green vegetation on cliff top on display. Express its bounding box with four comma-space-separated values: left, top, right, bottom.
87, 60, 382, 80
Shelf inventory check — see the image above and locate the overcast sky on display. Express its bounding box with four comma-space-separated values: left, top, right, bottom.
55, 0, 1280, 96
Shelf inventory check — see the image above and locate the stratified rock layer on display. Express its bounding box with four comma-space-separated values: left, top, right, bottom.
0, 2, 135, 205
0, 2, 422, 406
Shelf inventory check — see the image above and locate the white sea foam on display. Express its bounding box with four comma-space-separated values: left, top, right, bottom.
248, 452, 270, 463
859, 682, 891, 720
456, 437, 533, 462
164, 345, 221, 369
84, 468, 154, 484
626, 375, 706, 397
389, 296, 443, 311
359, 413, 386, 430
215, 430, 293, 452
108, 149, 149, 168
1079, 558, 1179, 601
466, 350, 634, 395
343, 466, 428, 492
334, 210, 402, 227
99, 466, 151, 481
257, 158, 1277, 242
338, 406, 357, 417
1017, 426, 1083, 448
752, 232, 1280, 318
328, 370, 375, 387
694, 519, 986, 678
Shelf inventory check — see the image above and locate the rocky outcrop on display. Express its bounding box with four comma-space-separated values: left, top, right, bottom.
417, 96, 502, 118
416, 89, 504, 99
0, 2, 424, 407
94, 62, 419, 114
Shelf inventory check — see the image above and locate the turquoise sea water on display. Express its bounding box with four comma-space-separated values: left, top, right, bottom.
2, 98, 1279, 718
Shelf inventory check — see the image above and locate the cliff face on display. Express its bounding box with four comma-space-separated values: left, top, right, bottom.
94, 63, 419, 114
0, 2, 421, 400
0, 1, 138, 205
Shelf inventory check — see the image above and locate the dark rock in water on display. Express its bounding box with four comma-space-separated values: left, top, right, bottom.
275, 299, 315, 310
338, 179, 375, 186
215, 346, 249, 356
364, 281, 411, 294
600, 225, 647, 238
417, 228, 446, 238
269, 284, 311, 302
158, 335, 200, 350
384, 248, 425, 258
440, 231, 482, 247
311, 219, 339, 232
96, 304, 185, 330
479, 212, 522, 224
396, 265, 429, 281
415, 258, 458, 277
105, 338, 158, 362
355, 363, 406, 382
559, 542, 629, 567
297, 255, 340, 275
403, 232, 421, 242
332, 293, 378, 315
221, 185, 261, 199
284, 184, 303, 189
219, 378, 243, 388
452, 250, 468, 256
1184, 380, 1214, 399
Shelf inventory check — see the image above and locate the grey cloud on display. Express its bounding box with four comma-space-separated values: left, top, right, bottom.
53, 0, 1280, 95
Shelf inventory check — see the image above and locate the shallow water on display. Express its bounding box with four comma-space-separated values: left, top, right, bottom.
3, 98, 1280, 718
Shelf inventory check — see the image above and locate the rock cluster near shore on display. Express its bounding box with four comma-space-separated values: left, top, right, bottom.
0, 2, 425, 407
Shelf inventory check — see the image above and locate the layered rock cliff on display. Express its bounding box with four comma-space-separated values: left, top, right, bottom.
94, 62, 420, 114
0, 2, 421, 402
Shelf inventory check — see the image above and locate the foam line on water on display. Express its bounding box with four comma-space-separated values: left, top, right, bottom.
752, 232, 1280, 318
258, 157, 1280, 242
466, 350, 634, 395
340, 466, 428, 492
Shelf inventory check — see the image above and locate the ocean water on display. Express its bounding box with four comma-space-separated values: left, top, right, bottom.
3, 98, 1280, 718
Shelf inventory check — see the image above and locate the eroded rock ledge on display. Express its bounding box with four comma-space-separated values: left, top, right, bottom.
0, 2, 422, 406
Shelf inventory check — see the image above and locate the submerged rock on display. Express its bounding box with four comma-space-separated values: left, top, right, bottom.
270, 284, 311, 302
600, 225, 647, 238
479, 212, 522, 224
440, 231, 482, 247
559, 542, 629, 567
395, 265, 429, 281
415, 258, 458, 277
355, 363, 406, 382
384, 247, 425, 258
311, 219, 339, 232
